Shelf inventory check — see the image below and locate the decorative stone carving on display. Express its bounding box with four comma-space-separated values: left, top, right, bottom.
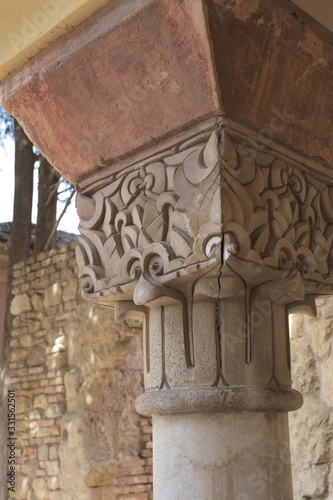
76, 129, 222, 305
76, 125, 333, 403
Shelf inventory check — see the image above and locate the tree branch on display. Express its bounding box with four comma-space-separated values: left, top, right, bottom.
44, 188, 75, 251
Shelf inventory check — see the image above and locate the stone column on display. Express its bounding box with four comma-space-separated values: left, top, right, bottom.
74, 122, 333, 499
1, 1, 333, 498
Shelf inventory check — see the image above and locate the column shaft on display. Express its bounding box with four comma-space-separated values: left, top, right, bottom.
153, 412, 293, 500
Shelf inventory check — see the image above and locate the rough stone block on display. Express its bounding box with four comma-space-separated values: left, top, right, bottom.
27, 347, 46, 368
10, 293, 32, 315
311, 319, 332, 359
322, 357, 333, 408
293, 464, 329, 499
11, 473, 31, 500
46, 353, 67, 371
31, 477, 49, 500
12, 316, 21, 328
48, 475, 60, 491
46, 403, 64, 419
45, 460, 60, 476
29, 409, 41, 420
16, 396, 30, 415
47, 328, 62, 346
31, 294, 44, 311
49, 446, 59, 461
84, 461, 118, 487
38, 445, 49, 461
20, 333, 34, 348
33, 394, 49, 410
44, 283, 63, 309
28, 320, 41, 334
10, 349, 27, 362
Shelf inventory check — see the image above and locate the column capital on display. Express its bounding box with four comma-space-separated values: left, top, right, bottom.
76, 120, 333, 305
75, 121, 333, 410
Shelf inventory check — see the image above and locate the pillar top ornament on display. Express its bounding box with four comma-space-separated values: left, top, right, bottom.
76, 122, 333, 309
74, 121, 333, 413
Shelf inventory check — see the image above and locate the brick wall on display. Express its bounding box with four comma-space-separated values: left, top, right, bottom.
6, 242, 153, 500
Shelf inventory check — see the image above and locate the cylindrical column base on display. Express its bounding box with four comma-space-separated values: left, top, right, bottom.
153, 411, 293, 500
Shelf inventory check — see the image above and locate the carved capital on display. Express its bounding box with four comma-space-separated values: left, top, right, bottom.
76, 122, 333, 409
76, 128, 222, 307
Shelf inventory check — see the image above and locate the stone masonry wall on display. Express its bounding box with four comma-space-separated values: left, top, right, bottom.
7, 242, 153, 500
290, 298, 333, 500
5, 240, 333, 500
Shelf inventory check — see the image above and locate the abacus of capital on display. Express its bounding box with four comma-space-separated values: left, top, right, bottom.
1, 0, 333, 498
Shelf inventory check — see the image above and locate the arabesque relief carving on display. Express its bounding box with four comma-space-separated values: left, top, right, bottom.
76, 130, 222, 302
76, 127, 333, 391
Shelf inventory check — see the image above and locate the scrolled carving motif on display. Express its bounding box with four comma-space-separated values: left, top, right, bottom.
76, 130, 222, 306
220, 132, 333, 293
77, 128, 333, 303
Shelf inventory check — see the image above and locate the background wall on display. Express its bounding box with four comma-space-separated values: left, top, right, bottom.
290, 300, 333, 500
7, 242, 153, 500
5, 242, 333, 499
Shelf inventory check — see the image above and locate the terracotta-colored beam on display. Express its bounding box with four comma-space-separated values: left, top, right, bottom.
0, 0, 332, 185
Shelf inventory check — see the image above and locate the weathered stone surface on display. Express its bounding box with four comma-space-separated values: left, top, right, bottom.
29, 409, 41, 420
44, 284, 62, 309
27, 347, 46, 367
206, 0, 333, 167
20, 333, 34, 347
28, 320, 41, 334
33, 395, 49, 410
289, 309, 333, 500
321, 357, 333, 408
66, 310, 139, 375
10, 348, 27, 362
0, 0, 220, 183
46, 404, 63, 419
6, 243, 152, 500
16, 396, 30, 415
31, 477, 49, 500
62, 281, 78, 302
10, 293, 31, 315
38, 445, 49, 461
45, 461, 60, 476
49, 446, 59, 461
11, 473, 31, 500
60, 334, 147, 494
47, 328, 63, 346
46, 352, 67, 371
293, 464, 330, 499
84, 461, 117, 487
20, 458, 39, 479
31, 293, 44, 311
48, 475, 60, 491
311, 320, 332, 359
